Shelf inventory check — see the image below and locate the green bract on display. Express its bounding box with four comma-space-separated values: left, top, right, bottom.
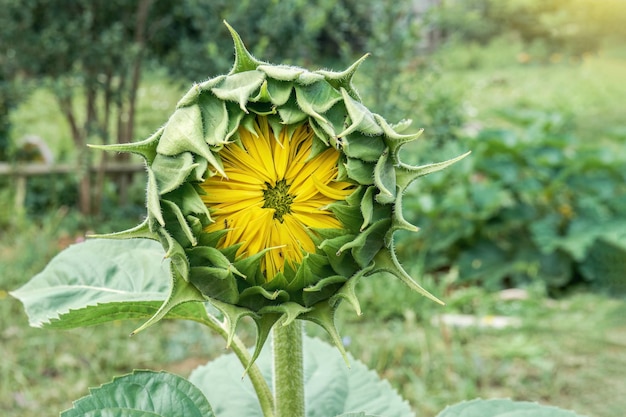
95, 23, 468, 363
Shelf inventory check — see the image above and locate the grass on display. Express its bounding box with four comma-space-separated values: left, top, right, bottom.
430, 36, 626, 145
333, 280, 626, 417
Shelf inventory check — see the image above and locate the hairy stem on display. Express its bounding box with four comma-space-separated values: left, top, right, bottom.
199, 314, 275, 417
273, 321, 305, 417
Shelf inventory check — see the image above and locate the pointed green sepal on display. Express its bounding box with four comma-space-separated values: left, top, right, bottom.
147, 169, 165, 226
87, 217, 158, 241
385, 189, 419, 246
329, 264, 375, 316
373, 248, 444, 305
258, 64, 304, 81
157, 105, 226, 177
176, 83, 202, 108
390, 118, 414, 133
344, 157, 375, 185
239, 285, 289, 305
342, 133, 386, 162
211, 71, 266, 113
375, 114, 424, 156
359, 186, 375, 231
259, 302, 312, 327
301, 275, 348, 307
157, 228, 189, 280
161, 200, 198, 247
296, 71, 325, 85
152, 153, 199, 195
210, 298, 259, 348
396, 151, 471, 191
338, 88, 383, 137
131, 265, 206, 335
278, 96, 308, 124
198, 93, 230, 147
300, 301, 349, 365
373, 150, 396, 203
316, 53, 369, 100
224, 21, 263, 74
88, 127, 162, 165
244, 313, 281, 374
295, 81, 342, 121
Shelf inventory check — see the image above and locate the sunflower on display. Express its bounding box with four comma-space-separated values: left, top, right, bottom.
201, 116, 354, 281
99, 23, 468, 359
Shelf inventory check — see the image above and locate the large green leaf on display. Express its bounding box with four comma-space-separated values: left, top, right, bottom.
61, 370, 214, 417
189, 336, 413, 417
10, 238, 207, 328
436, 398, 586, 417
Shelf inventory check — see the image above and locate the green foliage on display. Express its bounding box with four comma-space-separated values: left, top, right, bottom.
580, 236, 626, 295
61, 370, 215, 417
436, 398, 584, 417
428, 0, 626, 56
0, 76, 15, 160
189, 336, 413, 417
398, 109, 626, 291
22, 175, 78, 216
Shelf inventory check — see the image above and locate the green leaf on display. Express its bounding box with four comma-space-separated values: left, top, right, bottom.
61, 370, 214, 417
436, 398, 586, 417
47, 301, 209, 330
189, 336, 413, 417
10, 239, 204, 328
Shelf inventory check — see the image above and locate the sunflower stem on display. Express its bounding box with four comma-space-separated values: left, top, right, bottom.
202, 314, 275, 417
273, 321, 305, 417
231, 335, 276, 417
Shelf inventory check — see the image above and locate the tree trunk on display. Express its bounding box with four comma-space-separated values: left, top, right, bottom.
58, 92, 92, 216
113, 0, 154, 208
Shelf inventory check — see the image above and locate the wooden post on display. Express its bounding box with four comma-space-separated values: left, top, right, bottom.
14, 175, 27, 214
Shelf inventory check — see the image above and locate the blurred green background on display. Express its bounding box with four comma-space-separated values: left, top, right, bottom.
1, 1, 625, 416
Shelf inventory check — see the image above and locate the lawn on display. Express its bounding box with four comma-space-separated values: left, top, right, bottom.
432, 37, 626, 145
2, 37, 626, 416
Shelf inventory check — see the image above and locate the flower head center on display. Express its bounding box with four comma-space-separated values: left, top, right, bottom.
262, 179, 294, 222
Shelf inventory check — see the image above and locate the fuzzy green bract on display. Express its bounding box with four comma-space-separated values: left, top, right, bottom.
94, 22, 468, 362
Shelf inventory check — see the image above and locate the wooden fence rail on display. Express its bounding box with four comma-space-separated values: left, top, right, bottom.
0, 162, 145, 212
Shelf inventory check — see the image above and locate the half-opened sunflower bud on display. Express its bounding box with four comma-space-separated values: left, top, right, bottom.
96, 22, 469, 364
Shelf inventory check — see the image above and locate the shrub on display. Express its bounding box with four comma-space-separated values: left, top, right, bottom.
398, 109, 626, 292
